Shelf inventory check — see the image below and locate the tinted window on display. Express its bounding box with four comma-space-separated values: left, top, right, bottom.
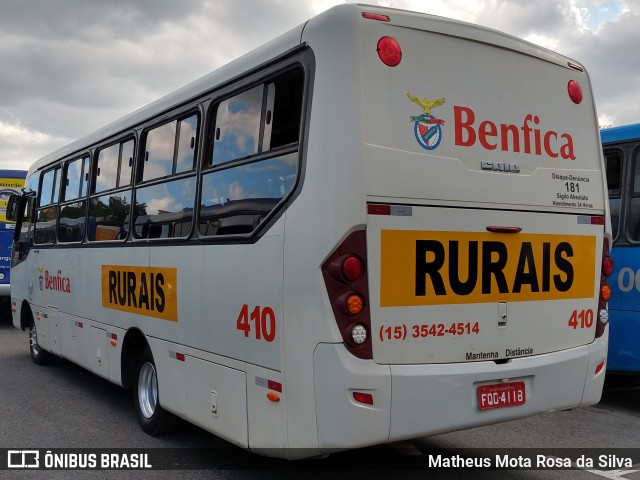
142, 114, 199, 182
88, 192, 131, 242
211, 86, 263, 165
64, 156, 89, 202
39, 167, 60, 206
176, 116, 198, 174
95, 144, 120, 193
134, 177, 195, 239
58, 201, 86, 243
143, 122, 176, 182
604, 150, 622, 239
200, 154, 297, 236
35, 206, 57, 244
120, 140, 135, 187
628, 150, 640, 241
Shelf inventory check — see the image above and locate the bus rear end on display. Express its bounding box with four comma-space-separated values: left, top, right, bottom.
310, 6, 610, 450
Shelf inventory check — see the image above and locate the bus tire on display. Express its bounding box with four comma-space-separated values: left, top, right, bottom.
29, 323, 54, 365
134, 348, 179, 436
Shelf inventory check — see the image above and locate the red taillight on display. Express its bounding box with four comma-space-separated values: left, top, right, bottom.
568, 80, 583, 104
342, 256, 363, 282
596, 238, 613, 338
322, 231, 372, 359
377, 36, 402, 67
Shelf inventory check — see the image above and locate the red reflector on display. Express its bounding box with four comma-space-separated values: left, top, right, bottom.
111, 333, 117, 340
268, 380, 282, 393
568, 80, 583, 104
377, 36, 402, 67
591, 216, 605, 225
595, 360, 605, 375
367, 204, 391, 215
176, 352, 185, 362
353, 392, 374, 405
362, 12, 390, 22
602, 256, 614, 277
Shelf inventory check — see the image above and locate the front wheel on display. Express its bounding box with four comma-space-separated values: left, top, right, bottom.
133, 349, 179, 435
29, 323, 54, 365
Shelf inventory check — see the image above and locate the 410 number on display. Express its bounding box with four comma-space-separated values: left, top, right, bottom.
568, 309, 593, 329
236, 304, 276, 342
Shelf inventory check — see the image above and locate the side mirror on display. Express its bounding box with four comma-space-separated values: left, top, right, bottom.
5, 194, 21, 222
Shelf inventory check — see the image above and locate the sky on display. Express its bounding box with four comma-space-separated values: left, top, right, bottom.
1, 0, 639, 171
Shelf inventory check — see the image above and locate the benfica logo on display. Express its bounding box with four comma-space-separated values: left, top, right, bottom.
407, 92, 446, 150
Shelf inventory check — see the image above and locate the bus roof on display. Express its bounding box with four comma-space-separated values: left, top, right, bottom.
601, 123, 640, 144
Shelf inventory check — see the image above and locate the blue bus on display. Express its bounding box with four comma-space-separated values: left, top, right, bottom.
0, 170, 26, 315
602, 124, 640, 373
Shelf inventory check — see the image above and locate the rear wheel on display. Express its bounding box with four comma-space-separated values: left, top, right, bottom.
29, 323, 54, 365
133, 348, 179, 435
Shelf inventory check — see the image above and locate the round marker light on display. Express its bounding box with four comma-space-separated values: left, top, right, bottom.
602, 256, 614, 277
599, 308, 609, 325
342, 256, 363, 282
568, 80, 583, 104
351, 325, 368, 345
346, 294, 364, 316
601, 284, 611, 302
377, 36, 402, 67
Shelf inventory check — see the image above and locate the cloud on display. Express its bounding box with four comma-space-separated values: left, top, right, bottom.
1, 0, 639, 172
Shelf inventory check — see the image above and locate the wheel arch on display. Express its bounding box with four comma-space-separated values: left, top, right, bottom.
19, 300, 34, 331
121, 328, 150, 389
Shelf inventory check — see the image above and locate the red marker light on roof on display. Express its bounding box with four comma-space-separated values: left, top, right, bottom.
568, 80, 583, 104
362, 12, 390, 22
377, 36, 402, 67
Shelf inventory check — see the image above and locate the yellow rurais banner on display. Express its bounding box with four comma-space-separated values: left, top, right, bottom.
380, 230, 596, 307
101, 265, 178, 321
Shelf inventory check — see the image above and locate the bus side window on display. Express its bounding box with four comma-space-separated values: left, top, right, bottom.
35, 167, 60, 245
604, 150, 622, 240
201, 68, 303, 237
134, 113, 199, 240
133, 178, 195, 239
89, 138, 136, 242
628, 149, 640, 241
59, 156, 89, 243
211, 86, 263, 166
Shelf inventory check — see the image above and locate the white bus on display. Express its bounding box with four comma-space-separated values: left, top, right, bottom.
8, 4, 612, 459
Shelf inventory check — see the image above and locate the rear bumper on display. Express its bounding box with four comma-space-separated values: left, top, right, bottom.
0, 284, 10, 298
313, 329, 607, 450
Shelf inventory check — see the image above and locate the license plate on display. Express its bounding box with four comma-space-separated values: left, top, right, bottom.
477, 381, 526, 410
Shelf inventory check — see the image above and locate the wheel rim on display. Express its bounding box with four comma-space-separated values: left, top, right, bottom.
138, 361, 158, 419
29, 325, 40, 357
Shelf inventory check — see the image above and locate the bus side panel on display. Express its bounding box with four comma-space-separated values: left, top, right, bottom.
185, 355, 248, 449
148, 231, 284, 372
246, 365, 287, 453
608, 246, 640, 371
147, 337, 188, 419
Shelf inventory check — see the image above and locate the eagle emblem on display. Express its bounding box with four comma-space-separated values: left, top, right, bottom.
407, 92, 446, 151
